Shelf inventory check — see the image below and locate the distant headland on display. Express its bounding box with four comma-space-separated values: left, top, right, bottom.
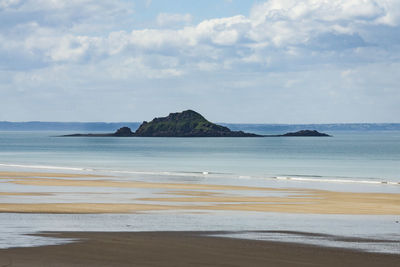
61, 110, 330, 137
265, 130, 331, 137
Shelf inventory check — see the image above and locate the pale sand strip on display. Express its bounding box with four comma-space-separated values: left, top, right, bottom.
0, 203, 177, 213
139, 190, 400, 214
158, 190, 223, 197
1, 171, 399, 214
138, 196, 315, 203
5, 177, 307, 193
0, 198, 399, 214
0, 190, 399, 214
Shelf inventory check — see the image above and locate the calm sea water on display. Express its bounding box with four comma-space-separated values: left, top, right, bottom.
0, 130, 399, 184
1, 130, 400, 252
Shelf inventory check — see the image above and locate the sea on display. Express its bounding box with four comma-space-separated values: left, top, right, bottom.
0, 126, 399, 253
0, 129, 399, 185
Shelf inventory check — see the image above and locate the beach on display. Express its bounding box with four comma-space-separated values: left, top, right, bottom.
1, 170, 400, 258
2, 0, 400, 264
0, 131, 399, 265
1, 171, 399, 214
1, 231, 400, 267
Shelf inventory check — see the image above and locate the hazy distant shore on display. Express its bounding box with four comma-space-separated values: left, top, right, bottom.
1, 121, 400, 132
1, 231, 399, 267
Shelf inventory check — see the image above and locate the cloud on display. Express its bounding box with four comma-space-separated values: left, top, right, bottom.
0, 0, 134, 33
248, 0, 400, 47
1, 0, 399, 122
2, 0, 399, 67
250, 0, 397, 24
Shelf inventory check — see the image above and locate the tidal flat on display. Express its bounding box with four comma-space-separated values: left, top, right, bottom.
0, 170, 399, 256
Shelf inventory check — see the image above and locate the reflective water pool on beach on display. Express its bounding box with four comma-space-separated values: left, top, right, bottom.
0, 212, 399, 254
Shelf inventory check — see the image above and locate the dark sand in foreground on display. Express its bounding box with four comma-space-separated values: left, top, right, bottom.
0, 232, 399, 267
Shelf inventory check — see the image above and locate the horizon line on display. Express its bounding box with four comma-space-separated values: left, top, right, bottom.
1, 121, 400, 125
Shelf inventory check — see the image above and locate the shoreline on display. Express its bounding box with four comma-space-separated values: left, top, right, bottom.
1, 170, 399, 259
1, 171, 400, 215
1, 164, 400, 186
1, 231, 399, 267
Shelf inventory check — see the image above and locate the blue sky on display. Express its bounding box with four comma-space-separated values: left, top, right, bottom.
1, 0, 399, 123
133, 0, 253, 23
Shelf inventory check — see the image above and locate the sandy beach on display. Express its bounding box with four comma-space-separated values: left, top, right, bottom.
0, 171, 399, 215
1, 170, 399, 262
1, 231, 399, 267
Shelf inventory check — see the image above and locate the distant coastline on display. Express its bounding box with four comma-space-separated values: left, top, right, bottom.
1, 122, 399, 132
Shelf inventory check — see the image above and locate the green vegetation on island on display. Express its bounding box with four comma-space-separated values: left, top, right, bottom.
134, 110, 259, 137
61, 110, 331, 137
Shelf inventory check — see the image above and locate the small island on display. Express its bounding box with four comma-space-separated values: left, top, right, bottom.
62, 110, 260, 137
134, 110, 259, 137
266, 130, 331, 137
61, 127, 135, 137
62, 110, 331, 137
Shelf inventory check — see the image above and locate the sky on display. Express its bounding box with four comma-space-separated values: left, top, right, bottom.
1, 0, 400, 123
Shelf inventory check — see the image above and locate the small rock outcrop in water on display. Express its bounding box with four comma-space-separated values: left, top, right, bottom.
62, 127, 134, 137
113, 127, 135, 137
135, 110, 260, 137
278, 130, 330, 137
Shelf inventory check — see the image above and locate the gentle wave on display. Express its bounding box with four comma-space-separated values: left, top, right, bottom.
0, 163, 94, 172
108, 170, 216, 177
0, 163, 213, 177
0, 162, 398, 185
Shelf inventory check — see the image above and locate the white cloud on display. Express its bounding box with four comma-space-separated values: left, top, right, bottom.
247, 0, 400, 47
250, 0, 392, 23
194, 15, 250, 45
2, 0, 400, 66
1, 0, 400, 122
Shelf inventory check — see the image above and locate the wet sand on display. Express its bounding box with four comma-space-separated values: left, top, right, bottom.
4, 176, 299, 191
1, 171, 399, 214
0, 231, 399, 267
